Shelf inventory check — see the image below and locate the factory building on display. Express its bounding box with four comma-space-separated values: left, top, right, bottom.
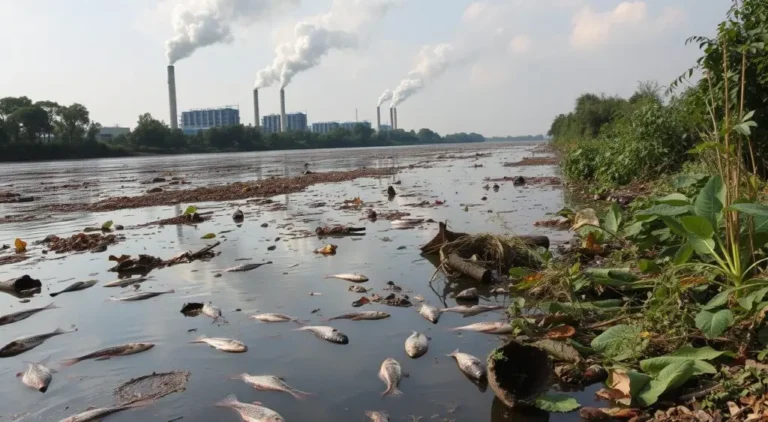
263, 113, 308, 133
311, 122, 340, 134
339, 121, 372, 131
181, 106, 240, 134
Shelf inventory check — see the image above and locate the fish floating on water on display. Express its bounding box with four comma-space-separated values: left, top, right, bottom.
233, 374, 311, 400
61, 343, 155, 367
110, 290, 174, 302
50, 280, 97, 297
366, 411, 390, 422
447, 349, 487, 382
102, 276, 150, 288
418, 304, 441, 324
295, 326, 349, 344
378, 358, 403, 396
59, 401, 150, 422
452, 321, 513, 335
0, 327, 77, 358
455, 287, 479, 301
224, 262, 272, 273
203, 302, 227, 323
190, 336, 247, 353
0, 303, 57, 326
216, 394, 284, 422
404, 332, 429, 359
328, 311, 389, 321
17, 359, 55, 393
348, 285, 369, 293
441, 305, 504, 317
325, 273, 369, 283
250, 313, 301, 324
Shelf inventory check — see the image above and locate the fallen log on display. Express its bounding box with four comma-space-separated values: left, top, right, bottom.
446, 253, 491, 283
421, 222, 549, 255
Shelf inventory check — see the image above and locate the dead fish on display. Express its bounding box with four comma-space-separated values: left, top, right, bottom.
366, 411, 390, 422
0, 327, 77, 358
314, 244, 338, 255
441, 305, 504, 317
447, 349, 487, 381
61, 343, 155, 367
348, 285, 369, 293
413, 294, 425, 302
379, 358, 403, 396
102, 276, 149, 288
216, 394, 284, 422
225, 263, 271, 272
325, 273, 369, 283
418, 304, 441, 324
328, 311, 389, 321
455, 287, 479, 300
249, 313, 301, 324
0, 303, 57, 326
309, 292, 323, 296
452, 321, 514, 334
110, 290, 174, 302
59, 401, 149, 422
50, 280, 97, 297
404, 331, 428, 359
295, 326, 349, 344
490, 287, 507, 295
190, 336, 247, 353
233, 374, 311, 400
203, 302, 228, 323
17, 359, 55, 393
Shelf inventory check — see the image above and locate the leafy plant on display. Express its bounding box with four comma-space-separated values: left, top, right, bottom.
535, 392, 581, 413
183, 206, 197, 216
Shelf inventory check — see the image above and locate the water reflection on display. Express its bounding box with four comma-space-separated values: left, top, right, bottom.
491, 397, 550, 422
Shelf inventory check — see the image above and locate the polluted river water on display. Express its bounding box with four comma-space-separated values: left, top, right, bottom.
0, 142, 593, 422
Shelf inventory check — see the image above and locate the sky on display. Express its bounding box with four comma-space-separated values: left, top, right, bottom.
0, 0, 732, 137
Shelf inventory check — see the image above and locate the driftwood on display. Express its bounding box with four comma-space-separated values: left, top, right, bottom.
0, 275, 42, 296
421, 222, 549, 255
446, 253, 491, 283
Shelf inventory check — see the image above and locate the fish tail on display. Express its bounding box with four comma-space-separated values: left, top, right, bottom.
215, 394, 239, 407
289, 389, 311, 400
229, 373, 245, 380
189, 336, 208, 344
446, 349, 459, 358
59, 357, 81, 367
293, 319, 308, 326
44, 303, 59, 310
382, 385, 403, 397
54, 327, 78, 335
124, 398, 155, 409
49, 292, 59, 298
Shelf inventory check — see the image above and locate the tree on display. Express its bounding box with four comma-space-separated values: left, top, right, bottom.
8, 106, 50, 142
56, 103, 90, 143
417, 128, 440, 143
629, 81, 663, 105
86, 122, 102, 143
131, 113, 170, 148
35, 101, 61, 142
0, 96, 33, 119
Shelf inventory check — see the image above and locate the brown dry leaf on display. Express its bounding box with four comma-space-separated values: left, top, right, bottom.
680, 276, 708, 287
14, 238, 26, 253
595, 388, 626, 402
314, 244, 338, 255
109, 254, 132, 263
740, 396, 756, 406
605, 369, 633, 406
600, 408, 639, 419
545, 325, 576, 340
584, 232, 603, 253
727, 401, 741, 417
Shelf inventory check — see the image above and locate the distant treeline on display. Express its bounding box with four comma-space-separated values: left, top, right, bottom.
486, 134, 546, 142
0, 97, 485, 162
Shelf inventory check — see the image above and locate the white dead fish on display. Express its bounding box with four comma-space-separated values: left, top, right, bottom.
17, 359, 55, 393
325, 273, 369, 283
447, 349, 487, 381
295, 326, 349, 344
418, 304, 441, 324
233, 374, 311, 400
50, 280, 97, 297
391, 219, 424, 229
0, 327, 77, 358
441, 305, 504, 317
455, 287, 479, 300
309, 292, 323, 296
452, 321, 513, 334
366, 411, 390, 422
215, 394, 284, 422
348, 285, 369, 293
102, 276, 150, 288
190, 336, 247, 353
249, 313, 301, 324
59, 401, 149, 422
404, 332, 428, 359
0, 303, 57, 326
328, 311, 389, 321
225, 263, 271, 272
378, 358, 403, 396
61, 343, 155, 366
110, 290, 174, 302
203, 302, 227, 323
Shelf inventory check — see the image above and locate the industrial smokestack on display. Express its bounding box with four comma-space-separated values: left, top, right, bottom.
167, 65, 178, 130
390, 107, 394, 130
376, 107, 381, 132
280, 88, 287, 133
394, 108, 398, 130
253, 89, 260, 128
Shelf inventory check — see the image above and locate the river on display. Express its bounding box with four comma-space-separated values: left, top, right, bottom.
0, 142, 591, 422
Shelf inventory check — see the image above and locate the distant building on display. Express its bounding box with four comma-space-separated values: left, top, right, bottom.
97, 126, 130, 142
181, 106, 240, 134
379, 124, 393, 132
339, 121, 372, 131
311, 122, 340, 134
263, 113, 308, 133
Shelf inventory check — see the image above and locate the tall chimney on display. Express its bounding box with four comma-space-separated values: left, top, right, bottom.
390, 107, 395, 129
253, 89, 260, 128
394, 108, 398, 130
376, 106, 381, 132
280, 88, 287, 133
167, 65, 178, 130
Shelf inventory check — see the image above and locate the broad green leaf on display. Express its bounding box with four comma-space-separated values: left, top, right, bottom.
638, 259, 661, 274
656, 193, 690, 206
673, 243, 694, 265
695, 309, 734, 338
636, 360, 696, 407
737, 287, 768, 311
693, 175, 725, 231
102, 220, 114, 230
636, 204, 692, 218
688, 237, 716, 257
672, 174, 705, 189
669, 346, 725, 360
660, 216, 686, 237
585, 268, 640, 285
702, 288, 735, 310
729, 203, 768, 218
679, 216, 714, 239
508, 267, 532, 279
183, 206, 198, 216
753, 215, 768, 234
591, 324, 645, 360
622, 221, 644, 238
201, 233, 216, 239
640, 347, 723, 376
604, 203, 622, 234
734, 123, 752, 136
535, 393, 581, 413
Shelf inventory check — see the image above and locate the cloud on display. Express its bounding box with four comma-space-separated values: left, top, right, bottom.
508, 35, 532, 54
659, 6, 687, 28
469, 63, 505, 87
570, 1, 648, 50
462, 1, 492, 23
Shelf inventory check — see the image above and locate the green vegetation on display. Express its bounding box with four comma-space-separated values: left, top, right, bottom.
0, 99, 483, 162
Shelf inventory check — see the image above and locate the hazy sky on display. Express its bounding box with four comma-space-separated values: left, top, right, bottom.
0, 0, 731, 137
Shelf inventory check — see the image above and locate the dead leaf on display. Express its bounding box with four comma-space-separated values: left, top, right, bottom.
14, 238, 26, 253
108, 254, 132, 263
595, 388, 626, 401
572, 208, 599, 231
680, 276, 708, 287
584, 232, 603, 253
728, 401, 741, 417
314, 244, 338, 255
545, 325, 576, 340
605, 369, 634, 406
600, 408, 639, 419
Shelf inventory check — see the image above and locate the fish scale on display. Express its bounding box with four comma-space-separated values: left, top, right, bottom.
328, 311, 389, 321
0, 303, 57, 326
216, 394, 285, 421
0, 327, 77, 358
236, 374, 310, 400
19, 362, 54, 393
448, 350, 487, 381
378, 358, 403, 396
61, 343, 155, 366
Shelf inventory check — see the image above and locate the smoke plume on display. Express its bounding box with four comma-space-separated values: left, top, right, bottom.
255, 0, 397, 89
377, 89, 393, 107
166, 0, 299, 64
391, 43, 461, 107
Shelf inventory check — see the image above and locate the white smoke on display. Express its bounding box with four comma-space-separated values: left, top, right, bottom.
255, 0, 398, 89
166, 0, 299, 64
377, 89, 393, 107
391, 43, 461, 107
